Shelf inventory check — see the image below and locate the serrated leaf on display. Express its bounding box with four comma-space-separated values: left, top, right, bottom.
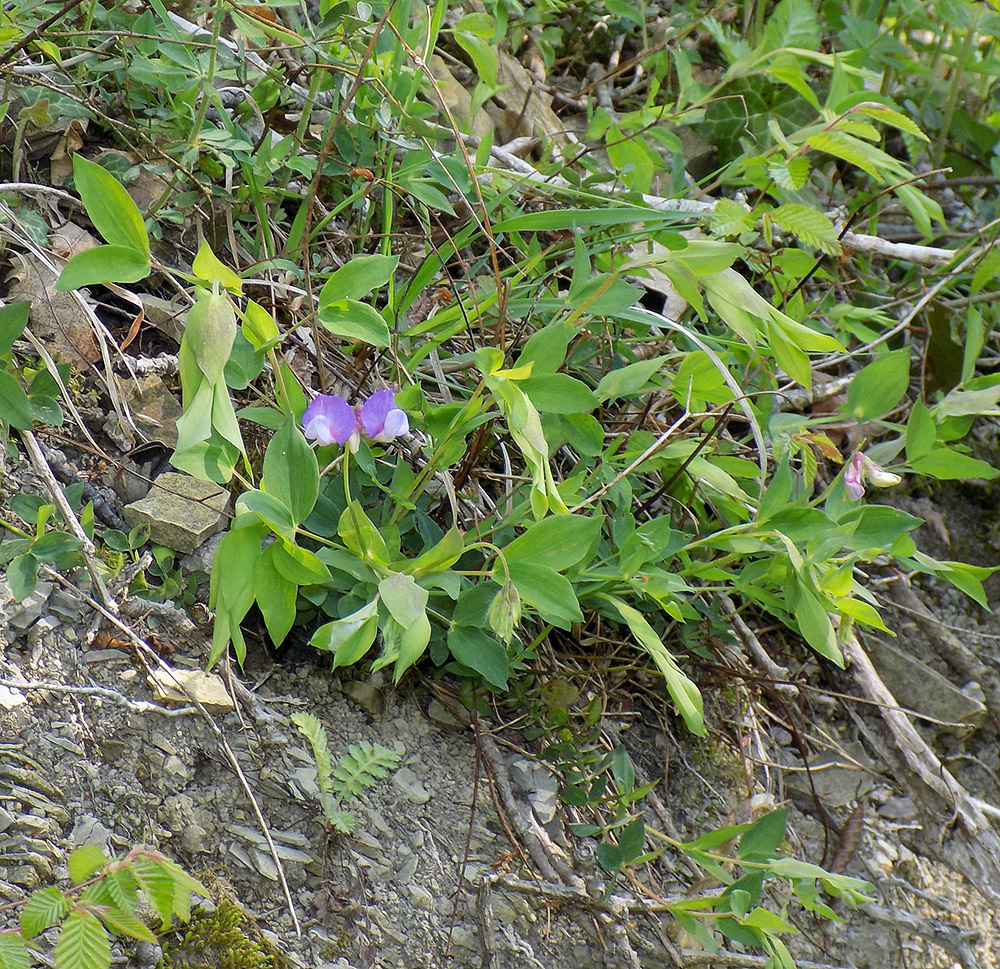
806, 128, 907, 180
21, 886, 70, 939
95, 907, 156, 943
855, 103, 928, 141
767, 155, 811, 190
709, 198, 757, 237
53, 910, 110, 969
104, 869, 139, 913
771, 204, 841, 255
68, 845, 107, 884
291, 711, 335, 796
132, 862, 174, 928
0, 934, 30, 969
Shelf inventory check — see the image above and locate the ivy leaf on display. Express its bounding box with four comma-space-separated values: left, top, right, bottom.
770, 203, 842, 255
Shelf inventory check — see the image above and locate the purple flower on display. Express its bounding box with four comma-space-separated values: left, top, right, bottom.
844, 451, 865, 500
843, 451, 902, 501
302, 394, 359, 450
359, 389, 409, 443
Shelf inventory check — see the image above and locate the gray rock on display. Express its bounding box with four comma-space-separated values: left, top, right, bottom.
867, 637, 987, 731
123, 472, 229, 553
341, 680, 383, 714
392, 767, 430, 804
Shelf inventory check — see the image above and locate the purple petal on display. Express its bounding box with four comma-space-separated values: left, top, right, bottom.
359, 390, 395, 439
302, 394, 357, 446
844, 451, 865, 501
382, 408, 409, 441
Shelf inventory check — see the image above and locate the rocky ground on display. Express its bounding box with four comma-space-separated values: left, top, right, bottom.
2, 466, 1000, 969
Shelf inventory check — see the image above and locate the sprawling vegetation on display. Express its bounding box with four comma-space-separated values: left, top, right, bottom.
1, 0, 999, 965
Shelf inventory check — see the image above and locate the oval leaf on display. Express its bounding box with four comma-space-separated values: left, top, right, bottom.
318, 299, 391, 347
72, 153, 150, 257
55, 245, 151, 291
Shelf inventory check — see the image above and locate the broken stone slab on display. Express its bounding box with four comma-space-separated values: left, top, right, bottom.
147, 667, 234, 712
123, 472, 229, 553
866, 637, 987, 732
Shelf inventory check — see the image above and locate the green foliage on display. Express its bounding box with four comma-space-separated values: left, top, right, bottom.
291, 711, 401, 834
161, 900, 278, 969
5, 0, 1000, 962
2, 847, 206, 969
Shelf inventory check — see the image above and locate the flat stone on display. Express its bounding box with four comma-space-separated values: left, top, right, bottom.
866, 637, 987, 731
123, 472, 229, 553
342, 680, 383, 715
392, 767, 430, 805
147, 667, 234, 712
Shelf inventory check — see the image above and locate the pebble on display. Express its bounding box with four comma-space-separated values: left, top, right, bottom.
392, 767, 430, 804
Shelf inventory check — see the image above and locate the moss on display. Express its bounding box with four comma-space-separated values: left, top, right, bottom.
160, 900, 283, 969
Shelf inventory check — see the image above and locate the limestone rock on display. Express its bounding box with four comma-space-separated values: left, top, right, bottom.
123, 472, 229, 553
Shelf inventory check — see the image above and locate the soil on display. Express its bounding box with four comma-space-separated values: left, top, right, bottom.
2, 462, 1000, 969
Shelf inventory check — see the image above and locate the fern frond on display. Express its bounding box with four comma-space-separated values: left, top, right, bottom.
331, 744, 402, 800
291, 712, 335, 797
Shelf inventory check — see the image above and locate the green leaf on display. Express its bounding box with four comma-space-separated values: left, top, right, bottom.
0, 933, 30, 969
21, 886, 70, 939
320, 254, 399, 303
0, 370, 34, 429
618, 816, 646, 863
507, 561, 583, 629
596, 356, 667, 402
94, 907, 156, 943
494, 206, 689, 231
68, 845, 107, 884
71, 153, 149, 257
447, 626, 510, 689
379, 572, 429, 627
254, 545, 297, 646
192, 240, 242, 292
339, 500, 389, 566
240, 299, 282, 351
737, 808, 788, 860
405, 526, 464, 576
318, 299, 391, 347
56, 245, 151, 290
838, 505, 921, 550
911, 449, 999, 481
767, 156, 811, 191
184, 287, 237, 383
132, 861, 175, 929
770, 203, 841, 255
844, 350, 910, 420
53, 909, 110, 969
0, 300, 30, 355
501, 514, 602, 573
521, 373, 598, 414
709, 198, 756, 237
933, 384, 1000, 419
236, 490, 296, 542
602, 596, 705, 735
310, 600, 379, 668
262, 419, 319, 525
271, 540, 331, 584
7, 552, 38, 601
794, 582, 842, 665
905, 401, 937, 462
806, 128, 906, 181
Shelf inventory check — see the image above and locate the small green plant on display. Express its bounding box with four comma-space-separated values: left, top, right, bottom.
0, 845, 207, 969
161, 899, 280, 969
291, 711, 401, 834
